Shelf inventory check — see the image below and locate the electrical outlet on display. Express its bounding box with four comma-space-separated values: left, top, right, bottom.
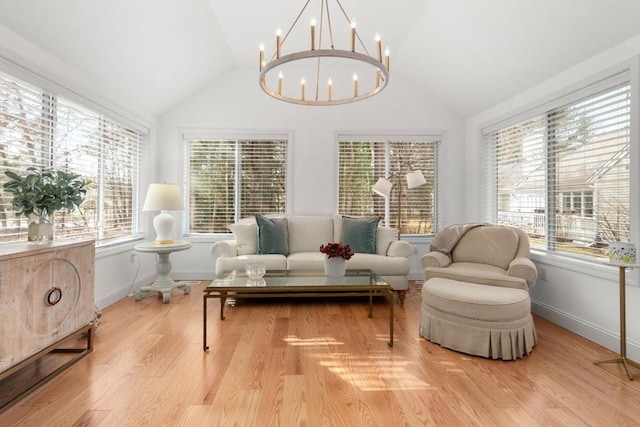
130, 252, 137, 263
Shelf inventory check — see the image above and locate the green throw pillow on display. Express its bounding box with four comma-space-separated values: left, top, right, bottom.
340, 216, 380, 254
256, 215, 289, 255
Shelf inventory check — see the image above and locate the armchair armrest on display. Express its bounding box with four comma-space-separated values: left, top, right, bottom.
508, 257, 537, 286
421, 251, 452, 269
387, 240, 413, 258
210, 240, 239, 259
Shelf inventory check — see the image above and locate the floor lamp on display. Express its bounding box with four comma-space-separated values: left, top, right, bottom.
373, 169, 427, 239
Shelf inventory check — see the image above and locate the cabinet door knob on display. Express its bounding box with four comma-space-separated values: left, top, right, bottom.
46, 287, 62, 306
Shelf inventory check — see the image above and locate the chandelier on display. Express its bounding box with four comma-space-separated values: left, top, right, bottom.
258, 0, 390, 106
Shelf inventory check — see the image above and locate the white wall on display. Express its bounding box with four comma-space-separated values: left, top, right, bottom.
464, 36, 640, 360
156, 66, 467, 280
0, 25, 159, 309
1, 21, 465, 306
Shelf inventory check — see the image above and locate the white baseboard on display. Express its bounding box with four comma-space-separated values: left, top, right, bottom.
95, 271, 213, 309
95, 272, 155, 309
532, 299, 640, 362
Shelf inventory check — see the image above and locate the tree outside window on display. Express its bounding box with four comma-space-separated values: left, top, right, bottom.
185, 137, 287, 234
338, 137, 439, 236
486, 83, 630, 259
0, 73, 145, 244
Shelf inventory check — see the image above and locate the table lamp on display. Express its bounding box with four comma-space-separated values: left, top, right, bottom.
143, 183, 184, 245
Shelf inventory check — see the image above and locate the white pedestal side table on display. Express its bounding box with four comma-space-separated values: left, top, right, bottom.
594, 261, 640, 380
134, 240, 192, 303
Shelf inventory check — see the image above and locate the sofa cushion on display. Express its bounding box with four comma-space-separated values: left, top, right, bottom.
422, 278, 532, 322
340, 216, 380, 254
256, 214, 289, 255
452, 226, 519, 270
287, 216, 334, 253
287, 252, 326, 270
377, 226, 397, 255
347, 253, 410, 275
230, 222, 258, 255
424, 262, 528, 291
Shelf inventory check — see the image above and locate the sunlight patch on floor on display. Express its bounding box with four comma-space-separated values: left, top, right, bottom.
315, 353, 434, 391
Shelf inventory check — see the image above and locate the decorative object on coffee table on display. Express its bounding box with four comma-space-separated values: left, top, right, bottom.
245, 262, 266, 279
3, 166, 88, 242
320, 242, 353, 277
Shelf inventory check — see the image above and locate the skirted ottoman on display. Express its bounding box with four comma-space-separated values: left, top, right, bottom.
419, 278, 536, 360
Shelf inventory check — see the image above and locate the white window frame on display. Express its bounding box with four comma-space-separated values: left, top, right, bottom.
181, 129, 293, 237
335, 131, 442, 237
480, 67, 637, 267
0, 60, 149, 247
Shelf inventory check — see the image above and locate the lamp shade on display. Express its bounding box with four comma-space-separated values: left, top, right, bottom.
405, 170, 427, 189
143, 183, 183, 245
143, 183, 184, 211
372, 177, 393, 198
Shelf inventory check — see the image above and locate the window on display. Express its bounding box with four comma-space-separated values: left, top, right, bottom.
0, 72, 146, 245
338, 136, 439, 235
184, 135, 288, 234
483, 78, 630, 259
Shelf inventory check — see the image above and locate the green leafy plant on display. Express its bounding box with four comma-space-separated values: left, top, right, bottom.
3, 166, 89, 223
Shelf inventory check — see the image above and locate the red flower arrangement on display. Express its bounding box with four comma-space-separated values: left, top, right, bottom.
320, 242, 354, 260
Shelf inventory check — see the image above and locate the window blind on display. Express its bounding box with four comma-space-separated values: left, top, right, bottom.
0, 72, 146, 245
483, 81, 630, 259
338, 138, 439, 235
185, 137, 287, 234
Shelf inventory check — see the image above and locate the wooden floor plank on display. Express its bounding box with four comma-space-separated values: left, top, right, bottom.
2, 281, 639, 426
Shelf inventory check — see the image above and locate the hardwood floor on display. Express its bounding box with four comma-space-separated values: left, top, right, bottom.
2, 281, 639, 426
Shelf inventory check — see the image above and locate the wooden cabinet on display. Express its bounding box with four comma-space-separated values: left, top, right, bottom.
0, 240, 94, 409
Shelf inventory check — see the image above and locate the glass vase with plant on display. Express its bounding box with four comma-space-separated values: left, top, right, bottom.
3, 166, 88, 241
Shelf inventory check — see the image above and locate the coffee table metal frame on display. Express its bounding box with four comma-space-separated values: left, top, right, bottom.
203, 269, 394, 350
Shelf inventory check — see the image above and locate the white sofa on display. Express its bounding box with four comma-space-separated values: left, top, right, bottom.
210, 215, 413, 303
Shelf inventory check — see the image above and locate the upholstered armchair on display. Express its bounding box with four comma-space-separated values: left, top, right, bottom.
421, 224, 537, 290
419, 224, 538, 360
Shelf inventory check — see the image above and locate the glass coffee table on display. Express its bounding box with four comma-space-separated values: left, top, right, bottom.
203, 269, 394, 350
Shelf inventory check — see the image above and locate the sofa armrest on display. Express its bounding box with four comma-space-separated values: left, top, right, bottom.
210, 240, 239, 259
421, 251, 452, 269
508, 257, 537, 286
387, 240, 413, 258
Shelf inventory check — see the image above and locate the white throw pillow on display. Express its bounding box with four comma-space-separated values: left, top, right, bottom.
288, 216, 334, 253
230, 222, 258, 255
377, 226, 398, 255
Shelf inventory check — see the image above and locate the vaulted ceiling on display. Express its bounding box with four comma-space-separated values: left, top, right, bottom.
0, 0, 638, 119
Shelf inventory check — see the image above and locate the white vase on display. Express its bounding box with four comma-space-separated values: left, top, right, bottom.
324, 257, 346, 277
